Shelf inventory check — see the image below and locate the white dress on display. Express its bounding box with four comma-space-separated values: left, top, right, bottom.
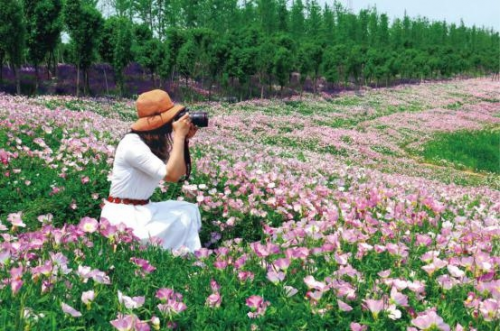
100, 133, 202, 252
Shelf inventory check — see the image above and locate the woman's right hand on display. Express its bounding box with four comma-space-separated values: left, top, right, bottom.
172, 113, 191, 139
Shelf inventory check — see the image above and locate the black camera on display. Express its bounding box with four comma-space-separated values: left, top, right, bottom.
175, 108, 209, 128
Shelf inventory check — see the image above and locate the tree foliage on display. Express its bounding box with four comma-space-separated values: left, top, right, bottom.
1, 0, 498, 98
0, 0, 26, 94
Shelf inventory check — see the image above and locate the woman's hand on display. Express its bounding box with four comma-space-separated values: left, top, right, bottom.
172, 113, 191, 139
186, 123, 198, 139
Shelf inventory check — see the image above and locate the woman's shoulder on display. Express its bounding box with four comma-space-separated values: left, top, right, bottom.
117, 133, 146, 151
121, 132, 142, 144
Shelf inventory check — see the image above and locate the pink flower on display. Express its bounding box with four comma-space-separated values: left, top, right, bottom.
37, 213, 53, 224
284, 286, 298, 297
81, 290, 95, 305
479, 299, 499, 321
156, 288, 175, 302
213, 259, 228, 269
78, 217, 98, 233
7, 212, 25, 228
110, 313, 137, 331
130, 257, 156, 277
411, 310, 450, 331
306, 290, 323, 302
389, 287, 409, 307
350, 322, 368, 331
363, 299, 385, 319
272, 257, 291, 271
61, 302, 82, 318
246, 295, 270, 318
151, 316, 160, 330
0, 250, 11, 265
157, 301, 187, 316
206, 293, 222, 308
338, 299, 353, 312
0, 149, 9, 164
155, 288, 186, 317
266, 270, 285, 284
118, 291, 145, 309
238, 271, 255, 282
250, 242, 279, 258
10, 266, 23, 295
303, 275, 327, 291
246, 295, 264, 310
194, 248, 212, 259
285, 247, 310, 259
210, 279, 220, 293
81, 176, 90, 184
447, 265, 465, 278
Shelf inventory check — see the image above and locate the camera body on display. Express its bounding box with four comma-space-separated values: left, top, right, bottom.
175, 108, 209, 128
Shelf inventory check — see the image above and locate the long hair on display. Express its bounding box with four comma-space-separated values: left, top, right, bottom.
131, 122, 173, 162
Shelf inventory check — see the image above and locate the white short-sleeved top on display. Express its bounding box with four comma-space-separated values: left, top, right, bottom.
109, 133, 167, 200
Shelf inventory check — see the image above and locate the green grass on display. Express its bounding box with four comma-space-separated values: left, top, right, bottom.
421, 128, 500, 174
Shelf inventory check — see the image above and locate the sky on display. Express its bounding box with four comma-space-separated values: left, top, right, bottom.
326, 0, 500, 31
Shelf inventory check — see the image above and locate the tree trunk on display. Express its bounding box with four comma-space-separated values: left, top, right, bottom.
76, 65, 80, 97
0, 54, 4, 84
34, 65, 39, 95
208, 79, 212, 101
247, 79, 252, 100
84, 69, 90, 96
14, 66, 21, 95
46, 56, 51, 80
103, 66, 109, 94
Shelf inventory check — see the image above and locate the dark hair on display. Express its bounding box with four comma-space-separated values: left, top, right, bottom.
131, 122, 173, 161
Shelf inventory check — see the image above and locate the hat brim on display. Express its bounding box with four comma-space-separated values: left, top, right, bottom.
130, 104, 185, 132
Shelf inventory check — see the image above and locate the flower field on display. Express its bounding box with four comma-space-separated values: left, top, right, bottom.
1, 78, 499, 330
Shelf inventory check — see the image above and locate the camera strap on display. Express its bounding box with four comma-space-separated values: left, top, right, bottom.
181, 139, 192, 182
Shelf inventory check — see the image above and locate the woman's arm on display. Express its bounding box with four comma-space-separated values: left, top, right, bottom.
164, 113, 191, 182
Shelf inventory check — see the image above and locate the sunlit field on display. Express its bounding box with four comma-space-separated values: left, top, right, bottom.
1, 78, 499, 330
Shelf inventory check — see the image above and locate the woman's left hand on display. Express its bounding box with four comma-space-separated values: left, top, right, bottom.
186, 123, 198, 139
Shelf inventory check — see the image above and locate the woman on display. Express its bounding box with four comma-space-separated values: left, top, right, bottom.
100, 89, 202, 252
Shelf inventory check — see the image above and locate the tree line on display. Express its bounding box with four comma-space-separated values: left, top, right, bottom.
0, 0, 498, 98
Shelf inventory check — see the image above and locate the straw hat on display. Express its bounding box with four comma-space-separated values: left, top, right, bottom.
131, 89, 185, 131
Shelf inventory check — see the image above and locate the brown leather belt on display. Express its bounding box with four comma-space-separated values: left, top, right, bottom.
107, 196, 149, 206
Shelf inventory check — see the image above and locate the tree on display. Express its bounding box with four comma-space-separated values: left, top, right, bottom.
132, 23, 163, 86
100, 17, 133, 95
256, 39, 275, 98
160, 27, 186, 84
321, 3, 335, 44
114, 19, 133, 95
177, 38, 197, 89
305, 0, 322, 40
106, 0, 133, 20
23, 0, 64, 92
0, 44, 5, 84
257, 0, 276, 35
206, 36, 230, 99
290, 0, 305, 40
297, 42, 322, 94
0, 0, 26, 94
276, 0, 288, 33
273, 47, 294, 97
132, 0, 154, 32
322, 44, 348, 88
65, 0, 104, 96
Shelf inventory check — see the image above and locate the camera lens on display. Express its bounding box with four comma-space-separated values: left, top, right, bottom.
174, 108, 208, 127
191, 112, 208, 127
